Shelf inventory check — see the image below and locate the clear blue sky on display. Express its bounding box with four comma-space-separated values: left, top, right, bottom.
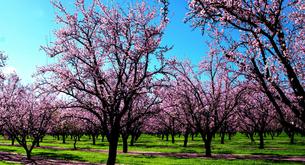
0, 0, 207, 83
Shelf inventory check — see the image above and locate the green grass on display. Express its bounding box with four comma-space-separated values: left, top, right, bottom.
0, 133, 304, 164
0, 144, 302, 165
0, 160, 20, 165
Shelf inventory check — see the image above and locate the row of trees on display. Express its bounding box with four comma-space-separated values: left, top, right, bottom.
0, 68, 298, 159
0, 0, 304, 165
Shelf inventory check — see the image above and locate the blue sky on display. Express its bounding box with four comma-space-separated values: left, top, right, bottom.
0, 0, 207, 83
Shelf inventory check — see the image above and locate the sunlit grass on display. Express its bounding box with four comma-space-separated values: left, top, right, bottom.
0, 160, 20, 165
0, 132, 304, 164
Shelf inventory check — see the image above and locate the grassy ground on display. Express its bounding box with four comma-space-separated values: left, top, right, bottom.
0, 160, 21, 165
0, 133, 304, 164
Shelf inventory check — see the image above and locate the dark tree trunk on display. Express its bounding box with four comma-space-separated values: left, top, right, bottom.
57, 135, 60, 140
62, 134, 66, 144
171, 132, 175, 144
107, 130, 119, 165
200, 131, 213, 157
191, 133, 194, 141
36, 140, 40, 147
290, 132, 295, 144
205, 135, 212, 157
259, 132, 264, 149
228, 133, 232, 140
249, 133, 255, 143
135, 133, 141, 142
161, 134, 164, 140
11, 137, 15, 146
73, 136, 77, 150
220, 133, 225, 144
183, 132, 189, 147
204, 137, 212, 157
102, 134, 105, 142
130, 134, 135, 146
166, 134, 169, 141
92, 134, 96, 145
271, 132, 274, 140
26, 149, 32, 160
122, 135, 128, 153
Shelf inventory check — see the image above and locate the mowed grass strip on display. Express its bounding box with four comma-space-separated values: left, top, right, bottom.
0, 133, 304, 164
0, 145, 303, 165
0, 161, 20, 165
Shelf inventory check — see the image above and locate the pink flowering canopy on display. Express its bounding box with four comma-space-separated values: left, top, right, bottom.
0, 73, 58, 159
38, 0, 170, 164
187, 0, 305, 132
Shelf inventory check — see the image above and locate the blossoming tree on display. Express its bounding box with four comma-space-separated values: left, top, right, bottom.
39, 1, 169, 164
187, 0, 305, 133
166, 53, 246, 156
0, 74, 58, 159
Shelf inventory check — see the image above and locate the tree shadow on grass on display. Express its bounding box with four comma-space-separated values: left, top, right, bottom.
183, 144, 204, 148
131, 144, 178, 149
33, 152, 84, 162
179, 148, 199, 153
250, 152, 283, 156
215, 150, 233, 154
0, 148, 18, 153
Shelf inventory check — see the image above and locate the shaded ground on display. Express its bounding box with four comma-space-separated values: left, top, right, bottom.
127, 151, 305, 163
1, 144, 305, 164
40, 145, 305, 163
0, 151, 99, 165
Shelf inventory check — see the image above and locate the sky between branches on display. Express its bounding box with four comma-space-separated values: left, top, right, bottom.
0, 0, 207, 83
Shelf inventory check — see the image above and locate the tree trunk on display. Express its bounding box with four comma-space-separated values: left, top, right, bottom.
271, 132, 274, 140
107, 131, 119, 165
122, 135, 128, 153
191, 133, 194, 141
130, 134, 135, 146
11, 137, 15, 146
220, 133, 225, 144
102, 134, 105, 142
290, 132, 295, 144
183, 132, 189, 147
161, 134, 164, 140
166, 134, 169, 141
259, 132, 264, 149
25, 149, 32, 160
135, 133, 141, 142
228, 133, 232, 140
205, 136, 212, 157
92, 134, 96, 145
36, 140, 40, 147
62, 134, 66, 144
171, 132, 175, 144
73, 136, 77, 150
250, 133, 255, 144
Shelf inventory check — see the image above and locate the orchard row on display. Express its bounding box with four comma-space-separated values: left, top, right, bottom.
0, 0, 304, 165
